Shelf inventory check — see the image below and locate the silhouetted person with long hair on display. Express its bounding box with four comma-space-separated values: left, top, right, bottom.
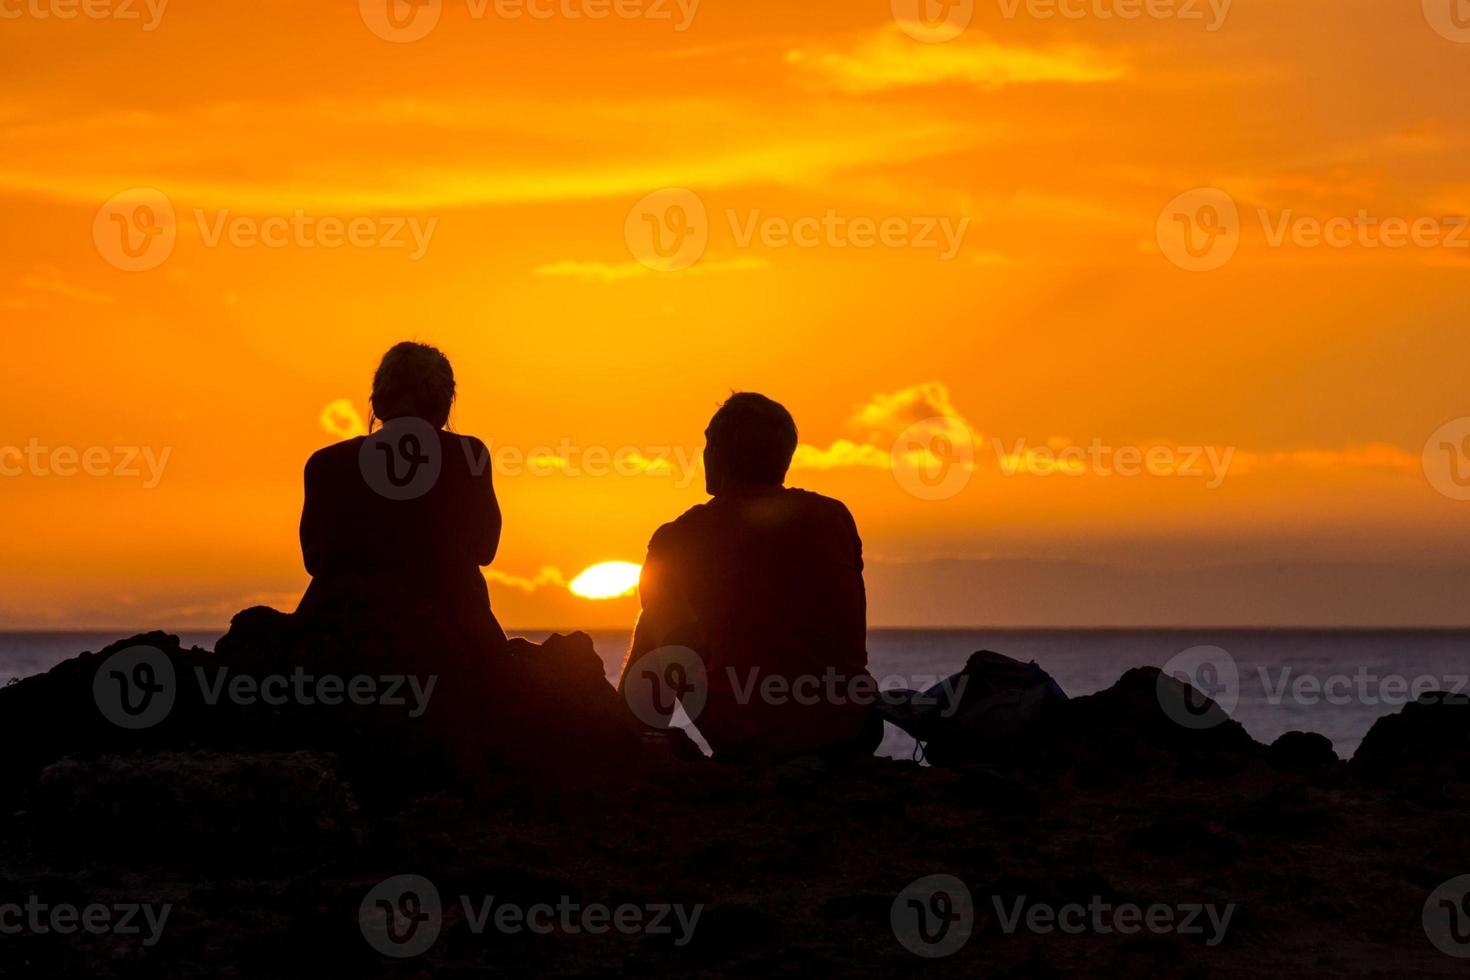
296, 341, 507, 654
619, 393, 881, 764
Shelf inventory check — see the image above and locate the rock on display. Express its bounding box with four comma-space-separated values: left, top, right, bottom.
1269, 731, 1339, 772
1350, 691, 1470, 798
1026, 667, 1263, 777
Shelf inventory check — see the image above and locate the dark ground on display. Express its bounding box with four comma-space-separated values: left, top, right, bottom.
1, 632, 1467, 978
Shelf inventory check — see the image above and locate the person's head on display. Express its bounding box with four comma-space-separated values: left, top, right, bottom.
704, 392, 798, 495
369, 342, 456, 430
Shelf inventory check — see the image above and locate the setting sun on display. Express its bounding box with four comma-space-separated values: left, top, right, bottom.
568, 561, 643, 600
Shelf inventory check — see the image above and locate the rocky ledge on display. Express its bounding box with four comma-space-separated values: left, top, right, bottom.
0, 633, 1467, 978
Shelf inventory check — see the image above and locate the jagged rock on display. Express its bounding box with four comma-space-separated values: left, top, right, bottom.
1025, 667, 1263, 777
1350, 691, 1470, 798
0, 615, 652, 803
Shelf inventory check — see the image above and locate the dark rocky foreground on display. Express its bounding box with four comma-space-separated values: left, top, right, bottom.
1, 633, 1468, 978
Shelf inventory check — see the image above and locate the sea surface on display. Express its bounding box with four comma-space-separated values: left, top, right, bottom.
4, 629, 1466, 761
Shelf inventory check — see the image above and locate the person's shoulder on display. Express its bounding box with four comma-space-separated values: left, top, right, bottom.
306, 438, 366, 473
440, 431, 492, 478
649, 501, 713, 550
785, 487, 854, 519
443, 431, 487, 452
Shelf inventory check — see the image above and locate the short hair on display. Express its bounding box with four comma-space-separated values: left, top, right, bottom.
370, 342, 456, 429
706, 392, 798, 485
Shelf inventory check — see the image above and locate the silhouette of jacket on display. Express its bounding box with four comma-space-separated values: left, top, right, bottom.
627, 486, 874, 760
297, 427, 506, 652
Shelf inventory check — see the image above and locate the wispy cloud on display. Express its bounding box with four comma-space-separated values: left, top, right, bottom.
533, 256, 770, 283
786, 26, 1126, 94
19, 266, 115, 304
485, 566, 568, 593
0, 96, 982, 211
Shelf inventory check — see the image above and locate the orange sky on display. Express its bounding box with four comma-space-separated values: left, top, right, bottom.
1, 0, 1468, 629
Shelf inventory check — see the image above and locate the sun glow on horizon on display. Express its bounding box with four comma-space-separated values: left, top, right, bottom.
568, 561, 642, 600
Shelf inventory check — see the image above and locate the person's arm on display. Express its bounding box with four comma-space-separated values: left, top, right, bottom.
467, 437, 502, 566
617, 526, 701, 695
844, 503, 867, 624
299, 451, 327, 576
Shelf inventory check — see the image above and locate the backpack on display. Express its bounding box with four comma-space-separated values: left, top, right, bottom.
877, 650, 1068, 766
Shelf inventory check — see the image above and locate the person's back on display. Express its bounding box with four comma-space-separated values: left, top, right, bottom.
296, 343, 506, 653
622, 393, 878, 762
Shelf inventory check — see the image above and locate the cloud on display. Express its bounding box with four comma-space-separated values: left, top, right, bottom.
0, 96, 981, 211
792, 439, 895, 471
485, 566, 568, 593
533, 256, 770, 283
19, 267, 115, 305
320, 399, 367, 439
788, 384, 1423, 483
786, 27, 1125, 94
1228, 444, 1420, 475
792, 382, 977, 472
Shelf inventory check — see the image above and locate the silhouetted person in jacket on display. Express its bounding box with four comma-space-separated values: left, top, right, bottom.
619, 393, 881, 763
297, 341, 507, 654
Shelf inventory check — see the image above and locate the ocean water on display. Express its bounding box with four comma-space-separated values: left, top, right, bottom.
4, 629, 1466, 761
